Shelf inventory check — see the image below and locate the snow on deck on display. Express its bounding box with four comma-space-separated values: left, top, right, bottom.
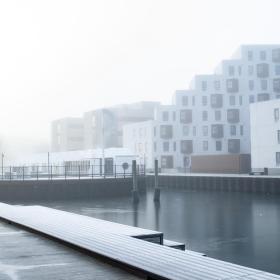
0, 203, 280, 280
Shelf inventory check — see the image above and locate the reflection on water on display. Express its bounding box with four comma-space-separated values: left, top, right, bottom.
28, 189, 280, 275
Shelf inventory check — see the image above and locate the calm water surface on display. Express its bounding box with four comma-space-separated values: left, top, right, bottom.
33, 189, 280, 275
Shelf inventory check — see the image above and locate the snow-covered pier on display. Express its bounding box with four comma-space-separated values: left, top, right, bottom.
0, 203, 280, 280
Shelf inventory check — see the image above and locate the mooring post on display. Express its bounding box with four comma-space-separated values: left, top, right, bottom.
153, 159, 160, 202
132, 160, 139, 203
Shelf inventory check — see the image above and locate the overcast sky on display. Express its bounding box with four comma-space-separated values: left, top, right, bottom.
0, 0, 279, 152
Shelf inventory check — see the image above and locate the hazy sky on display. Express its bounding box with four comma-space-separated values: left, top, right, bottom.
0, 0, 279, 150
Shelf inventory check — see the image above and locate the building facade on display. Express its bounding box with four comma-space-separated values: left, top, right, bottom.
250, 99, 280, 174
123, 45, 280, 172
51, 118, 84, 152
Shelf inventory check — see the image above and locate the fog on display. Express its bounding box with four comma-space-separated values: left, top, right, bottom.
0, 0, 279, 157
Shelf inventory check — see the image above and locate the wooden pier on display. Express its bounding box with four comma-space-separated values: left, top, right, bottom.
0, 203, 280, 280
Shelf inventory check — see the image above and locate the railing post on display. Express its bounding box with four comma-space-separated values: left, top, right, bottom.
132, 160, 139, 203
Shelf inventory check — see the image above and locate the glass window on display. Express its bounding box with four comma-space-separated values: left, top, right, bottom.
272, 49, 280, 63
162, 111, 169, 121
216, 141, 222, 151
230, 125, 236, 136
214, 80, 221, 91
275, 65, 280, 75
154, 127, 156, 137
229, 95, 236, 106
274, 108, 279, 122
202, 111, 208, 121
173, 112, 176, 121
277, 130, 280, 144
260, 50, 266, 61
238, 66, 242, 76
183, 125, 189, 136
182, 96, 188, 106
215, 110, 221, 121
239, 96, 243, 106
249, 80, 254, 91
248, 65, 254, 75
249, 95, 255, 103
203, 141, 208, 151
163, 142, 169, 152
192, 96, 195, 106
240, 125, 244, 136
202, 96, 207, 106
276, 152, 280, 166
261, 79, 268, 91
193, 126, 196, 136
202, 125, 208, 136
173, 141, 176, 151
248, 51, 253, 61
201, 81, 207, 91
228, 66, 235, 76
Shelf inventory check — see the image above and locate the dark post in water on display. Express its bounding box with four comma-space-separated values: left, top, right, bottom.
132, 160, 139, 203
153, 159, 160, 202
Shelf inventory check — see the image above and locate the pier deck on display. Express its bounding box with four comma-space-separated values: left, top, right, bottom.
0, 203, 280, 280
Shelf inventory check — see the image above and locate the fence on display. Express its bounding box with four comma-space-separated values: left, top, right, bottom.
0, 164, 146, 181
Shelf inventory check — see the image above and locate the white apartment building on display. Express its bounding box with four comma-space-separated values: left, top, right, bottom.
123, 45, 280, 172
250, 99, 280, 174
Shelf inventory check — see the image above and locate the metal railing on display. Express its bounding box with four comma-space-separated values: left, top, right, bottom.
0, 164, 146, 181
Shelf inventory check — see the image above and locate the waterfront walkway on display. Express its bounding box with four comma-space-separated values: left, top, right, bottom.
1, 203, 280, 280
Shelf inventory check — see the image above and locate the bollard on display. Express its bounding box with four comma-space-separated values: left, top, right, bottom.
153, 159, 160, 202
132, 160, 139, 203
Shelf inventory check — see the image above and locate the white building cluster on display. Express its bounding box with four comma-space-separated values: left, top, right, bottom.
123, 45, 280, 173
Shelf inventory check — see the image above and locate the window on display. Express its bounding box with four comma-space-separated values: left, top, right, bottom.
230, 125, 236, 136
211, 94, 223, 108
182, 96, 188, 106
272, 49, 280, 63
274, 108, 279, 121
201, 81, 207, 91
215, 110, 221, 121
183, 156, 190, 168
183, 125, 189, 136
238, 66, 242, 76
163, 142, 169, 152
161, 156, 173, 169
214, 80, 221, 91
273, 79, 280, 93
249, 80, 254, 91
203, 141, 208, 151
248, 51, 253, 61
228, 66, 235, 76
173, 112, 176, 121
154, 142, 157, 152
162, 111, 169, 121
202, 125, 208, 136
257, 93, 269, 101
261, 80, 268, 91
192, 96, 196, 106
180, 110, 192, 123
248, 65, 254, 75
193, 126, 196, 136
211, 124, 224, 138
260, 51, 266, 61
202, 96, 207, 106
276, 152, 280, 166
154, 127, 156, 137
249, 95, 255, 103
275, 65, 280, 75
257, 63, 269, 78
216, 141, 222, 151
239, 96, 243, 106
228, 139, 240, 153
240, 125, 244, 136
277, 130, 280, 144
229, 95, 236, 106
160, 125, 173, 139
226, 79, 239, 93
173, 141, 176, 152
181, 140, 193, 154
227, 109, 240, 123
202, 111, 208, 121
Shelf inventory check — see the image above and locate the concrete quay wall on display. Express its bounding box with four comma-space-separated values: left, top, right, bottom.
146, 175, 280, 194
0, 178, 146, 201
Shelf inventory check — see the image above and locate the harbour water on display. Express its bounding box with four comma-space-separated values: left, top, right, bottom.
17, 188, 280, 275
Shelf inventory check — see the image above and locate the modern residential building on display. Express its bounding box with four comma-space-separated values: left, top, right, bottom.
51, 101, 159, 152
250, 99, 280, 174
51, 118, 84, 152
123, 45, 280, 173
